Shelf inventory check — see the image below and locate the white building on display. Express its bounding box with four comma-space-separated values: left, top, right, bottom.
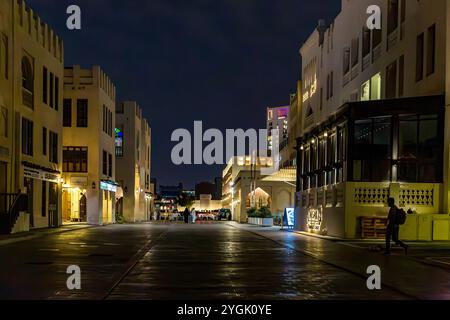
115, 101, 153, 222
295, 0, 450, 240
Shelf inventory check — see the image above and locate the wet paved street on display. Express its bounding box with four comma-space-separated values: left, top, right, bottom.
0, 222, 407, 299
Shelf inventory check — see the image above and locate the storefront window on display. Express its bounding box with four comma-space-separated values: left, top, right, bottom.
398, 115, 439, 182
353, 118, 391, 182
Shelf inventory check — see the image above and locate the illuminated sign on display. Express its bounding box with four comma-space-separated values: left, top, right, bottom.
284, 208, 295, 227
100, 181, 117, 193
24, 166, 60, 183
307, 208, 322, 232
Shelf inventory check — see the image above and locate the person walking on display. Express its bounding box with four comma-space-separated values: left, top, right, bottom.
191, 208, 197, 223
385, 198, 409, 255
183, 208, 190, 224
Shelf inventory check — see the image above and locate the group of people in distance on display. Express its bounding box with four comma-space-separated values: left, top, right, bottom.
182, 207, 197, 224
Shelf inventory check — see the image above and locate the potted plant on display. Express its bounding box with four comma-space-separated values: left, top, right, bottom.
247, 206, 274, 227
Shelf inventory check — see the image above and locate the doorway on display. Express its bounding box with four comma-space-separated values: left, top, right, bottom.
24, 177, 34, 227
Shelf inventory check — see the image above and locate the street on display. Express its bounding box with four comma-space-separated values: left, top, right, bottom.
0, 222, 414, 300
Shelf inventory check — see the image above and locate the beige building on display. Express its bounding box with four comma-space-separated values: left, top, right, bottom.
0, 0, 64, 233
62, 65, 117, 225
296, 0, 450, 240
222, 157, 295, 223
115, 101, 153, 222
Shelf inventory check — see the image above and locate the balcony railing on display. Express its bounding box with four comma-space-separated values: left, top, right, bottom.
387, 29, 398, 51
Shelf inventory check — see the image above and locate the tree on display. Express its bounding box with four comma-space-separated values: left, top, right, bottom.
177, 193, 195, 210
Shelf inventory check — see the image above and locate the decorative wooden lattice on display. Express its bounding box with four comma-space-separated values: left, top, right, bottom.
399, 188, 434, 207
353, 187, 389, 206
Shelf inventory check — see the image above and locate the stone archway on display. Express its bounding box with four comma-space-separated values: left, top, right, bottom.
246, 187, 272, 209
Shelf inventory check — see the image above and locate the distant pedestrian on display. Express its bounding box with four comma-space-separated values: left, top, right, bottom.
385, 198, 409, 255
191, 208, 197, 223
183, 208, 190, 224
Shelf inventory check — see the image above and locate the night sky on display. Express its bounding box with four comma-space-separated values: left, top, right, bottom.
26, 0, 340, 189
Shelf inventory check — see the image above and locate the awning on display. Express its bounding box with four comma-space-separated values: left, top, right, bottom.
261, 167, 297, 183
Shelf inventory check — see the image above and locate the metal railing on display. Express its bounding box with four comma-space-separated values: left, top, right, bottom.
0, 193, 28, 234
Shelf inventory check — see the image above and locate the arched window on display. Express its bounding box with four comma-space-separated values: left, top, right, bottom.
21, 56, 34, 108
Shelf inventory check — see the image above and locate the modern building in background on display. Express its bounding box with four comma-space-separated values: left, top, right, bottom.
295, 0, 450, 240
267, 106, 289, 157
115, 101, 153, 222
0, 0, 64, 233
61, 65, 117, 225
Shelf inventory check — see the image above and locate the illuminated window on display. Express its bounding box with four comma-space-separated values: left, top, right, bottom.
267, 110, 273, 121
361, 80, 370, 101
115, 127, 123, 157
370, 73, 381, 100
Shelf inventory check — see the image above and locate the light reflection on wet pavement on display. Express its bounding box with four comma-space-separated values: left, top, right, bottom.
0, 223, 407, 300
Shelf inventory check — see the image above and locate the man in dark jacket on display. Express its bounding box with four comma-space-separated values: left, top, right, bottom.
183, 208, 190, 224
385, 198, 408, 255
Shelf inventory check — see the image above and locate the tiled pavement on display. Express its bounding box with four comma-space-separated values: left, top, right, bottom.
2, 222, 449, 300
106, 223, 405, 300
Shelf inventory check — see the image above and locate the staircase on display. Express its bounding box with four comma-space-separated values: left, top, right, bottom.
0, 193, 28, 234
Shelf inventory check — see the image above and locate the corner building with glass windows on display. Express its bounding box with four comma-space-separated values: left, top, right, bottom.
295, 0, 450, 240
61, 65, 117, 225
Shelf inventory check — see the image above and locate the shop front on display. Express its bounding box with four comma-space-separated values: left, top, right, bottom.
22, 162, 61, 229
62, 176, 88, 223
100, 180, 117, 225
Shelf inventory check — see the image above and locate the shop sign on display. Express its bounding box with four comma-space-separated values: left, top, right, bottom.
24, 166, 59, 183
100, 181, 117, 193
70, 176, 88, 187
307, 208, 322, 232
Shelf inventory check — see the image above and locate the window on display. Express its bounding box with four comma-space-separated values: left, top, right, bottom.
353, 118, 392, 182
49, 72, 54, 108
63, 99, 72, 127
343, 47, 350, 75
22, 118, 33, 156
77, 99, 88, 127
42, 67, 48, 104
387, 0, 399, 35
108, 153, 112, 177
370, 73, 381, 100
102, 105, 106, 133
42, 127, 47, 156
1, 34, 8, 79
386, 61, 397, 99
372, 27, 382, 49
0, 107, 7, 138
416, 33, 424, 81
55, 77, 59, 110
427, 24, 436, 76
361, 80, 370, 101
49, 131, 58, 164
362, 27, 371, 57
63, 147, 87, 172
399, 55, 404, 97
102, 150, 107, 175
398, 115, 440, 182
21, 56, 34, 109
41, 181, 47, 217
115, 127, 123, 157
351, 38, 359, 67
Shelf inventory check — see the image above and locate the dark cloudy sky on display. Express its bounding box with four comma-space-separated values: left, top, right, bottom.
26, 0, 340, 189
